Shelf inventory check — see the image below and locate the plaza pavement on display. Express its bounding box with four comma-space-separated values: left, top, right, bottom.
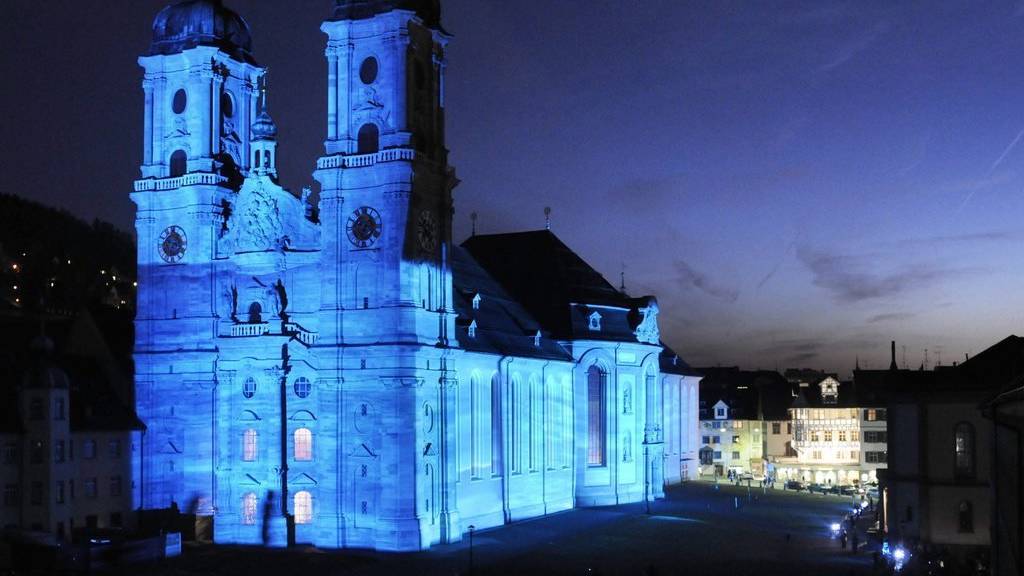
143, 481, 877, 576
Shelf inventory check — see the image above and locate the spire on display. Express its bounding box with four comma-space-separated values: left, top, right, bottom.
251, 73, 278, 141
889, 340, 898, 371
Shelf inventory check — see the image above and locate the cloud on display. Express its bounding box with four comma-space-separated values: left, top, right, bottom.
867, 312, 916, 324
797, 247, 959, 303
819, 21, 890, 72
673, 260, 739, 303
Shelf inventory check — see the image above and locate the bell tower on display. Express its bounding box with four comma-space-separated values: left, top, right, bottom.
314, 0, 462, 551
131, 0, 265, 526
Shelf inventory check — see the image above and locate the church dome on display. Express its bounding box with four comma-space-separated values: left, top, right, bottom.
251, 110, 278, 140
332, 0, 441, 28
150, 0, 255, 63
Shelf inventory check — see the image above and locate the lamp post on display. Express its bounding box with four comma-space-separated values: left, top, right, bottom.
468, 525, 475, 576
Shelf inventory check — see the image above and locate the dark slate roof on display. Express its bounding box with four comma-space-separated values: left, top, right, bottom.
461, 230, 653, 342
660, 342, 701, 377
451, 247, 571, 361
698, 367, 792, 420
64, 356, 145, 432
790, 378, 863, 409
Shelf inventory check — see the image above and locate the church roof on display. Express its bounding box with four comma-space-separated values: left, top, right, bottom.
332, 0, 442, 28
461, 230, 654, 343
660, 342, 701, 377
451, 246, 572, 361
150, 0, 256, 64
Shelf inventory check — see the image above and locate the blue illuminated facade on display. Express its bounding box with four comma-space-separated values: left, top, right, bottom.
131, 0, 700, 551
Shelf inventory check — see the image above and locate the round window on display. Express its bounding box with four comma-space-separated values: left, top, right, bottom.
294, 377, 312, 399
360, 57, 379, 85
221, 91, 235, 118
172, 89, 187, 114
243, 377, 257, 399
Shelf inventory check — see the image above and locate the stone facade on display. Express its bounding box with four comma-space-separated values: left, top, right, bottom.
131, 0, 700, 552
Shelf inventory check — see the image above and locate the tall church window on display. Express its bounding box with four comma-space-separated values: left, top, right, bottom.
294, 428, 313, 461
242, 429, 257, 462
954, 422, 975, 478
221, 91, 234, 118
470, 375, 482, 479
294, 491, 312, 524
241, 492, 257, 525
510, 378, 521, 473
490, 374, 502, 476
357, 123, 379, 155
587, 365, 607, 467
169, 150, 187, 177
958, 501, 974, 533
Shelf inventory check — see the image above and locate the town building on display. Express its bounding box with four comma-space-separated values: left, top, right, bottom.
0, 312, 143, 540
875, 337, 1024, 572
130, 0, 701, 552
697, 368, 792, 478
984, 374, 1023, 576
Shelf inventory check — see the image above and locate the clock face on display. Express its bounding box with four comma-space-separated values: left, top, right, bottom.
158, 226, 187, 263
346, 206, 382, 248
417, 210, 438, 252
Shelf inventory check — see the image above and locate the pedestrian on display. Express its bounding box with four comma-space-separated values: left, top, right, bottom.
851, 530, 859, 554
840, 531, 847, 549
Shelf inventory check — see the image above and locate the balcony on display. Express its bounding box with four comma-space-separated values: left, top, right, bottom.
134, 172, 228, 192
316, 148, 417, 170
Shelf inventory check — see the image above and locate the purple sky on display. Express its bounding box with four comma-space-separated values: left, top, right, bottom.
3, 0, 1023, 375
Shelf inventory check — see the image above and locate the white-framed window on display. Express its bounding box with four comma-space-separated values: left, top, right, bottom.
588, 312, 602, 331
472, 293, 482, 310
242, 492, 257, 525
294, 491, 313, 524
468, 320, 477, 338
242, 429, 258, 462
294, 428, 313, 461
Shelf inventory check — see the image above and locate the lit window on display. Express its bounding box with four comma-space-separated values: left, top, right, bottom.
242, 492, 258, 525
242, 429, 258, 462
294, 491, 312, 524
586, 365, 606, 466
838, 431, 847, 442
294, 428, 313, 461
293, 377, 311, 399
824, 431, 832, 442
954, 422, 974, 478
243, 377, 257, 399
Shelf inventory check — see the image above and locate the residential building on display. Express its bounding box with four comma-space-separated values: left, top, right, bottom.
775, 376, 887, 486
0, 314, 143, 541
984, 375, 1023, 576
130, 0, 701, 552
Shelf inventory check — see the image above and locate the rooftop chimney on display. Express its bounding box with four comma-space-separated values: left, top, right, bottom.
889, 340, 898, 371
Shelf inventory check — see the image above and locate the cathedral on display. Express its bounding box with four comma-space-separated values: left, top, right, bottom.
131, 0, 701, 551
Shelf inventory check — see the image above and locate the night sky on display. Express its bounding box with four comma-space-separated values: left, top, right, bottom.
3, 0, 1024, 375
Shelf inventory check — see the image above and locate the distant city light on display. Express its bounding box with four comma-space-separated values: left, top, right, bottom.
11, 264, 18, 271
893, 548, 906, 561
101, 270, 106, 275
830, 522, 841, 532
133, 281, 138, 287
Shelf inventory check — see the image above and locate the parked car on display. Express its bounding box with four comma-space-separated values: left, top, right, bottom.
807, 483, 826, 493
785, 480, 805, 491
823, 485, 842, 495
839, 485, 858, 496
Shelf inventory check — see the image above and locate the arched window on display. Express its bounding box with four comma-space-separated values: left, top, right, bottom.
470, 375, 482, 478
357, 123, 379, 154
221, 91, 234, 118
242, 377, 257, 399
954, 422, 975, 478
294, 491, 312, 524
169, 150, 187, 177
241, 492, 257, 525
587, 365, 607, 467
242, 429, 257, 462
294, 428, 312, 461
293, 377, 311, 399
958, 501, 974, 533
248, 302, 263, 324
491, 374, 502, 476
